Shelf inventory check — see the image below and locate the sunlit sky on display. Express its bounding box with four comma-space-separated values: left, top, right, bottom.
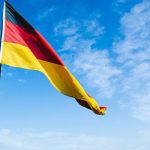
0, 0, 150, 149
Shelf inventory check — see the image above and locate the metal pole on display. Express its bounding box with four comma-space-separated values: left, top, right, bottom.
0, 0, 6, 78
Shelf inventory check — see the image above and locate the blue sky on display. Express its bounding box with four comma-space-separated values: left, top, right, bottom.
0, 0, 150, 149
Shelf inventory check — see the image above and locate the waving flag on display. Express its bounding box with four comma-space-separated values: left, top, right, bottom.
0, 1, 106, 115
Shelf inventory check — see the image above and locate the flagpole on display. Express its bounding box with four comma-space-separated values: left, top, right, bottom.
0, 0, 6, 78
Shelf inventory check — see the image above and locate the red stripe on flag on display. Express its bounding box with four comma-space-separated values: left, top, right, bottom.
4, 20, 64, 65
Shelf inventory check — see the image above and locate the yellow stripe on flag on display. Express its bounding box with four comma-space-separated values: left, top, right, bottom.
2, 42, 103, 114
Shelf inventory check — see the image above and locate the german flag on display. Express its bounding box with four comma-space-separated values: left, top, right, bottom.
0, 1, 106, 115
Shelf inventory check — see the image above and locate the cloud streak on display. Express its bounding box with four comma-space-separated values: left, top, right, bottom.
0, 128, 150, 150
54, 0, 150, 123
37, 7, 56, 20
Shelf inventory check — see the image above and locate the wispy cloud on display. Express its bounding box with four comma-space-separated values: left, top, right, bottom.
37, 7, 55, 20
73, 49, 121, 99
0, 128, 150, 150
114, 0, 150, 63
113, 0, 150, 122
54, 16, 104, 52
54, 0, 150, 123
54, 19, 79, 36
0, 129, 120, 150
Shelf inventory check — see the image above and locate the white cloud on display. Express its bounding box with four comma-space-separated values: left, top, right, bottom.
73, 49, 121, 99
54, 17, 104, 38
0, 129, 120, 150
113, 0, 150, 122
37, 7, 55, 20
54, 0, 150, 123
0, 128, 150, 150
54, 16, 104, 52
75, 0, 150, 123
54, 19, 79, 36
84, 19, 104, 37
114, 0, 150, 63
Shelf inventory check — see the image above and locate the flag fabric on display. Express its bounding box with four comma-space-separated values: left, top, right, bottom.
0, 1, 106, 115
